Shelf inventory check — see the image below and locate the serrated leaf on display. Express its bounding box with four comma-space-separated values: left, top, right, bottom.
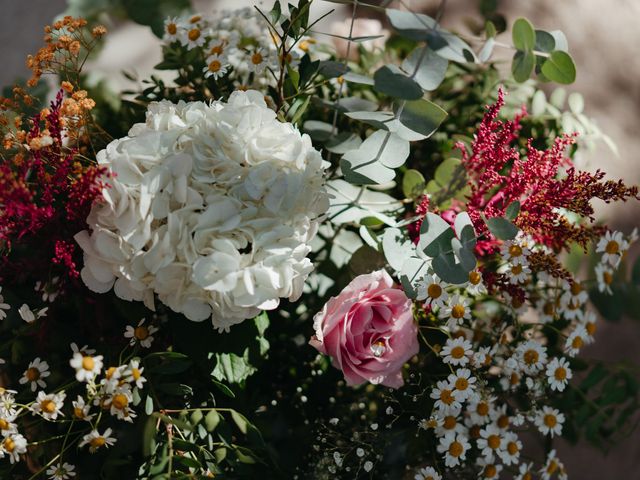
374, 65, 424, 100
401, 47, 448, 91
541, 50, 576, 84
486, 216, 519, 240
512, 50, 535, 82
512, 18, 536, 51
399, 99, 447, 138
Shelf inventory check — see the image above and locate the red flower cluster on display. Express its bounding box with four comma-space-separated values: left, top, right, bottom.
0, 89, 107, 281
457, 89, 638, 252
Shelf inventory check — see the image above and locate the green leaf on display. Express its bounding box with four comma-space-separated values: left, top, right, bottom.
318, 60, 349, 79
230, 410, 249, 434
211, 349, 256, 385
505, 201, 521, 220
235, 448, 257, 464
386, 9, 434, 41
485, 216, 519, 240
341, 130, 407, 185
399, 99, 447, 138
454, 212, 477, 250
211, 379, 235, 398
512, 18, 536, 51
451, 238, 477, 272
374, 65, 423, 100
121, 0, 190, 38
419, 213, 455, 257
190, 409, 203, 426
512, 50, 535, 82
535, 30, 556, 52
205, 410, 221, 432
433, 251, 470, 284
485, 21, 497, 39
541, 51, 576, 84
402, 169, 426, 199
145, 395, 154, 415
402, 47, 448, 91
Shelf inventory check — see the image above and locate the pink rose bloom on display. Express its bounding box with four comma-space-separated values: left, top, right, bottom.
310, 270, 419, 388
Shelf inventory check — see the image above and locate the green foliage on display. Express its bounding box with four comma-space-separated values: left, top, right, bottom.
541, 50, 577, 84
121, 0, 191, 38
373, 65, 423, 100
485, 216, 519, 240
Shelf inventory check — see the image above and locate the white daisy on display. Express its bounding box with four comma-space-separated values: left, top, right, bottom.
476, 424, 505, 462
70, 343, 96, 356
499, 356, 522, 391
515, 340, 547, 375
546, 357, 572, 392
414, 466, 441, 480
0, 288, 10, 320
536, 296, 559, 324
498, 431, 521, 465
100, 365, 125, 394
472, 346, 496, 368
489, 404, 512, 431
124, 359, 147, 389
180, 25, 206, 49
434, 407, 466, 438
69, 352, 103, 383
0, 432, 27, 463
441, 337, 473, 366
430, 380, 462, 413
71, 395, 94, 422
467, 397, 494, 425
30, 391, 66, 420
580, 310, 598, 341
106, 386, 136, 422
500, 239, 530, 265
248, 47, 269, 74
564, 325, 590, 357
476, 458, 502, 479
124, 318, 158, 348
534, 406, 564, 437
515, 462, 535, 480
416, 274, 449, 308
448, 368, 477, 403
203, 54, 229, 80
507, 262, 531, 284
540, 449, 567, 480
0, 388, 17, 417
79, 428, 116, 453
595, 262, 614, 295
436, 433, 470, 467
595, 230, 626, 267
19, 357, 50, 392
439, 294, 472, 329
465, 270, 487, 296
559, 280, 589, 318
0, 410, 18, 436
46, 462, 76, 479
502, 291, 528, 315
163, 16, 183, 43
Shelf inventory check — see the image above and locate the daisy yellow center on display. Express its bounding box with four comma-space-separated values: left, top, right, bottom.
112, 394, 128, 410
484, 465, 497, 478
132, 368, 141, 380
210, 44, 224, 55
509, 373, 520, 385
3, 437, 15, 452
134, 326, 149, 340
0, 419, 9, 430
570, 282, 583, 295
208, 60, 222, 73
90, 436, 106, 448
507, 441, 519, 455
543, 302, 555, 315
251, 52, 264, 65
450, 346, 465, 359
605, 240, 619, 254
523, 473, 532, 480
469, 425, 481, 439
189, 15, 202, 24
508, 245, 523, 257
187, 28, 200, 41
41, 399, 56, 414
568, 300, 580, 310
487, 434, 501, 450
455, 377, 469, 391
26, 367, 40, 381
477, 402, 489, 416
523, 349, 539, 365
299, 40, 310, 52
497, 415, 510, 429
543, 414, 557, 428
106, 366, 118, 379
603, 271, 613, 285
469, 271, 481, 285
443, 416, 456, 430
427, 283, 442, 299
547, 460, 558, 474
511, 265, 523, 275
166, 23, 177, 35
440, 389, 454, 405
572, 336, 584, 349
82, 356, 95, 371
74, 406, 85, 418
451, 305, 465, 319
448, 440, 463, 457
426, 418, 438, 429
554, 367, 567, 381
586, 322, 596, 336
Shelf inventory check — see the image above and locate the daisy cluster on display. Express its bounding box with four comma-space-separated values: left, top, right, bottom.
161, 9, 313, 86
594, 229, 637, 295
0, 342, 149, 475
410, 229, 638, 479
76, 90, 329, 331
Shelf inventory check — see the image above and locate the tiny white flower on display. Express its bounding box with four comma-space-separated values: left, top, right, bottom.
502, 291, 528, 315
0, 432, 27, 463
124, 318, 158, 348
163, 16, 183, 43
467, 397, 494, 425
30, 391, 66, 420
595, 230, 626, 267
546, 357, 572, 392
180, 25, 206, 49
124, 359, 147, 389
498, 431, 521, 465
434, 407, 466, 438
507, 262, 531, 284
79, 428, 116, 453
565, 325, 590, 357
72, 395, 94, 422
441, 337, 473, 367
19, 357, 50, 392
448, 368, 477, 403
0, 287, 10, 320
500, 239, 530, 265
476, 458, 502, 479
465, 270, 487, 296
559, 280, 589, 318
436, 433, 470, 467
203, 54, 229, 80
248, 47, 269, 74
595, 262, 615, 295
430, 380, 461, 414
540, 449, 567, 480
534, 406, 564, 437
476, 424, 505, 462
439, 294, 472, 329
580, 310, 598, 341
414, 466, 442, 480
416, 274, 449, 308
70, 343, 96, 356
46, 462, 76, 479
515, 462, 535, 480
69, 352, 103, 382
0, 410, 18, 435
515, 340, 548, 375
106, 386, 136, 422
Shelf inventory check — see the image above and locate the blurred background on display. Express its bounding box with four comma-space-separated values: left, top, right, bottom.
2, 0, 638, 477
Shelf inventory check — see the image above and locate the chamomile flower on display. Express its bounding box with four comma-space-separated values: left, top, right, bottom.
476, 424, 505, 462
0, 287, 10, 320
71, 395, 94, 422
515, 462, 535, 480
416, 274, 449, 308
595, 262, 615, 294
536, 296, 559, 324
437, 433, 471, 467
19, 357, 50, 392
580, 310, 598, 340
439, 294, 472, 329
499, 356, 522, 391
124, 359, 147, 389
203, 54, 229, 80
560, 280, 589, 318
564, 325, 590, 357
546, 357, 572, 392
418, 415, 443, 431
106, 386, 136, 422
18, 304, 48, 323
0, 410, 17, 435
467, 397, 494, 425
595, 230, 626, 267
30, 391, 66, 420
414, 466, 442, 480
515, 340, 547, 375
430, 380, 462, 413
0, 433, 27, 463
0, 389, 17, 417
540, 449, 567, 480
507, 262, 531, 284
69, 351, 103, 382
448, 368, 477, 402
79, 428, 116, 453
489, 404, 512, 431
472, 346, 496, 369
477, 458, 502, 479
534, 406, 564, 437
100, 365, 125, 394
465, 270, 487, 296
124, 318, 158, 348
248, 47, 269, 74
181, 25, 206, 49
441, 337, 473, 366
434, 407, 466, 438
46, 462, 76, 479
70, 343, 96, 356
498, 431, 522, 465
163, 16, 183, 43
500, 239, 530, 265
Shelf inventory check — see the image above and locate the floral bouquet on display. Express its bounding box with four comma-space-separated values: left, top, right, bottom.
0, 1, 638, 479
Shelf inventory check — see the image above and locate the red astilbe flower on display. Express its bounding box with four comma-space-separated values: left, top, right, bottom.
457, 89, 638, 252
0, 89, 107, 281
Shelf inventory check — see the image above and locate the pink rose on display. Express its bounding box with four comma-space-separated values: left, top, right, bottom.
310, 270, 419, 388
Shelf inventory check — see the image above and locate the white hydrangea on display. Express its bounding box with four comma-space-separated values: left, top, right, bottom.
76, 90, 328, 331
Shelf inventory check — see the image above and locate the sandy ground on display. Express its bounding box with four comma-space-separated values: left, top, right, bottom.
1, 1, 638, 478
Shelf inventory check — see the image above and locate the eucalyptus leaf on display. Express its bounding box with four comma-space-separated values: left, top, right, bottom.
485, 216, 519, 240
374, 65, 424, 100
401, 47, 448, 91
419, 213, 455, 257
512, 18, 536, 51
342, 72, 375, 85
386, 9, 435, 41
535, 30, 556, 52
433, 251, 469, 284
327, 180, 401, 226
541, 51, 576, 84
512, 50, 535, 82
382, 227, 414, 272
505, 201, 521, 220
402, 169, 426, 199
399, 99, 448, 138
